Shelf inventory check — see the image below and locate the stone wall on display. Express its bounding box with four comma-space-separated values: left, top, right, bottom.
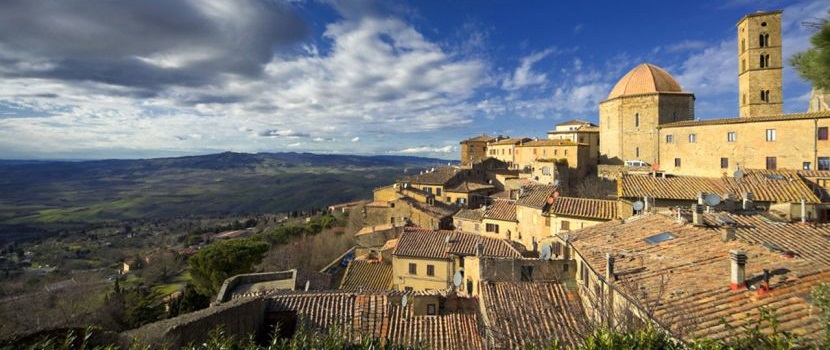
214, 270, 296, 304
121, 298, 267, 349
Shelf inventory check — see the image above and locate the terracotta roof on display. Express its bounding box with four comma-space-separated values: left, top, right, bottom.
619, 172, 820, 203
550, 197, 618, 220
607, 63, 685, 100
394, 228, 521, 260
481, 282, 589, 348
799, 169, 830, 178
515, 184, 556, 209
267, 291, 485, 350
516, 139, 582, 147
339, 260, 393, 291
567, 213, 829, 344
660, 110, 830, 128
402, 167, 461, 186
446, 181, 495, 193
454, 208, 484, 221
556, 119, 595, 126
490, 137, 532, 146
483, 200, 518, 222
461, 135, 501, 143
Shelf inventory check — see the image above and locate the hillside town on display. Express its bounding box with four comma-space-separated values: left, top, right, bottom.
115, 10, 830, 349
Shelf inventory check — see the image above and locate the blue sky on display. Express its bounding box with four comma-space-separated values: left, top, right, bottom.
0, 0, 827, 160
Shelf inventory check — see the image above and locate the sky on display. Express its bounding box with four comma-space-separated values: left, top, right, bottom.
0, 0, 827, 160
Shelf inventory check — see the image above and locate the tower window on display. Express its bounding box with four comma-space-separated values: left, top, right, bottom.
761, 21, 767, 27
760, 90, 770, 102
742, 93, 747, 105
759, 33, 769, 48
742, 59, 746, 73
636, 147, 639, 158
727, 132, 737, 142
635, 113, 639, 127
674, 158, 681, 167
741, 39, 745, 53
760, 54, 770, 68
765, 129, 776, 142
689, 134, 696, 143
721, 158, 729, 169
666, 134, 674, 143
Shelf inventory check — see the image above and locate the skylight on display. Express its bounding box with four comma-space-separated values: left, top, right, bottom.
644, 232, 676, 244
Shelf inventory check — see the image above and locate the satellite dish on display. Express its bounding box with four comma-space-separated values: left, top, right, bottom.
540, 244, 552, 260
453, 270, 463, 287
734, 170, 744, 180
632, 201, 644, 211
563, 234, 571, 243
553, 179, 560, 187
401, 295, 408, 307
705, 193, 722, 206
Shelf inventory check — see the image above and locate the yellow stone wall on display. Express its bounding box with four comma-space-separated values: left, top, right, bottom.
454, 216, 481, 233
392, 256, 453, 291
550, 216, 608, 237
516, 205, 551, 250
738, 12, 783, 117
373, 186, 398, 202
481, 218, 519, 242
659, 117, 830, 176
487, 144, 520, 167
461, 140, 489, 166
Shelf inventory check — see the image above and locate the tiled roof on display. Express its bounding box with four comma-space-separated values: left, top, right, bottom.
394, 228, 521, 260
556, 119, 595, 126
267, 291, 485, 350
515, 184, 556, 209
402, 167, 461, 185
483, 200, 517, 222
339, 260, 392, 291
516, 139, 582, 147
619, 172, 820, 203
402, 197, 458, 218
607, 63, 685, 100
550, 197, 618, 220
798, 169, 830, 178
660, 110, 830, 128
462, 135, 501, 143
567, 213, 829, 344
454, 208, 484, 221
446, 181, 495, 193
356, 223, 396, 236
490, 137, 532, 146
481, 282, 589, 348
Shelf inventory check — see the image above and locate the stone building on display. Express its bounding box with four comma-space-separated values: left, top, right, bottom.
547, 119, 600, 162
514, 139, 592, 177
738, 11, 783, 117
598, 63, 695, 166
459, 135, 504, 166
486, 137, 531, 168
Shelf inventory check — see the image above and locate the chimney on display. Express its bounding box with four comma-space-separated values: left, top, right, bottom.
801, 197, 807, 224
730, 250, 747, 290
697, 192, 705, 205
742, 192, 754, 211
721, 226, 736, 242
692, 204, 705, 226
476, 243, 484, 257
606, 253, 615, 281
644, 196, 650, 212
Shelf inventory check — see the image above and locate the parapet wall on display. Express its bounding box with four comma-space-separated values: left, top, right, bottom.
597, 164, 651, 179
478, 257, 574, 282
121, 297, 267, 349
214, 270, 297, 304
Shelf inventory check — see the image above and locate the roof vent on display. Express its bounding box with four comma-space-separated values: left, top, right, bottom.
730, 250, 747, 290
692, 204, 705, 226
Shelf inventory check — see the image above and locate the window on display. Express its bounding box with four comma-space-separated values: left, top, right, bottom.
766, 129, 776, 141
760, 54, 770, 68
408, 263, 417, 275
436, 188, 442, 196
426, 264, 435, 276
804, 162, 812, 170
635, 147, 639, 158
819, 127, 829, 141
742, 59, 746, 72
721, 157, 729, 169
564, 150, 568, 156
425, 187, 432, 194
727, 132, 737, 142
820, 157, 830, 171
666, 134, 674, 143
554, 149, 558, 155
766, 156, 777, 170
541, 166, 551, 175
688, 134, 696, 143
427, 304, 436, 315
760, 33, 769, 47
741, 39, 746, 52
742, 93, 746, 105
520, 265, 534, 282
761, 89, 770, 102
635, 113, 639, 127
486, 223, 499, 233
474, 223, 479, 231
561, 220, 570, 231
674, 158, 681, 167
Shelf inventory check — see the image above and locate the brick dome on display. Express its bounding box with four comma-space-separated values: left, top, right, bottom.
607, 63, 683, 99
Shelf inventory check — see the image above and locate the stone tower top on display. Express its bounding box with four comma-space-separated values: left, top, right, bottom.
737, 10, 783, 117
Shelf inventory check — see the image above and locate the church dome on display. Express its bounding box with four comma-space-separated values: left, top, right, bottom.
607, 63, 683, 99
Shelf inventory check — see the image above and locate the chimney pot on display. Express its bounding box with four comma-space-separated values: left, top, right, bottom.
692, 204, 705, 226
801, 198, 807, 224
730, 250, 747, 290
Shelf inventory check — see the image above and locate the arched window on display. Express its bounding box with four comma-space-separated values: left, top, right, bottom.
759, 54, 770, 68
741, 39, 745, 52
742, 59, 746, 72
764, 33, 769, 47
743, 93, 747, 105
635, 113, 639, 127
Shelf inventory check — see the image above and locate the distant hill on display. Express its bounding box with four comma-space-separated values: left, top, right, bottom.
0, 152, 456, 237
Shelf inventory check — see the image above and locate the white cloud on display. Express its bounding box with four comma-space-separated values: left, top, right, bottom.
501, 48, 554, 91
394, 145, 455, 154
664, 40, 708, 53
350, 136, 360, 142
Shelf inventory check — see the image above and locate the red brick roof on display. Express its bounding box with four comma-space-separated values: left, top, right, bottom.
394, 228, 521, 260
515, 184, 556, 209
339, 260, 392, 291
568, 213, 829, 344
481, 282, 589, 348
550, 197, 618, 220
483, 200, 517, 222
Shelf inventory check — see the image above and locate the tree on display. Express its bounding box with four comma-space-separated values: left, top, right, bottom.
188, 239, 269, 297
790, 11, 830, 90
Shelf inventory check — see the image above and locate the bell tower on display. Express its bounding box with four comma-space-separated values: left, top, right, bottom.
737, 10, 783, 117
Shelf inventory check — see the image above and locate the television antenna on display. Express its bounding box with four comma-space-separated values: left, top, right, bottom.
539, 244, 552, 260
